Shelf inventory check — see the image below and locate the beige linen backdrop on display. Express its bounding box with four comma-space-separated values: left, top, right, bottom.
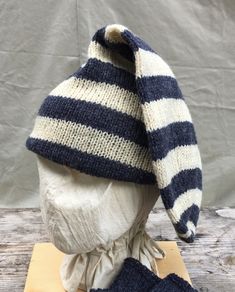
0, 0, 234, 207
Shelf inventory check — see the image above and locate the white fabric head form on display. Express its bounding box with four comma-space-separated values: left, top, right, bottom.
37, 156, 165, 291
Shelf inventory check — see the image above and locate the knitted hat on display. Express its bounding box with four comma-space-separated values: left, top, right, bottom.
26, 24, 202, 243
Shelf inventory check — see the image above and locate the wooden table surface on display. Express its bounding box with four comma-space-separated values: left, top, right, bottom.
0, 208, 235, 292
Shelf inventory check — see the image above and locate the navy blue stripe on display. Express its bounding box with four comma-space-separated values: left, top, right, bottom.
92, 27, 106, 46
122, 29, 155, 53
137, 76, 183, 103
92, 27, 135, 62
38, 95, 149, 148
148, 121, 198, 160
173, 204, 200, 235
72, 58, 137, 93
91, 27, 155, 63
161, 168, 202, 210
178, 233, 195, 243
26, 138, 156, 185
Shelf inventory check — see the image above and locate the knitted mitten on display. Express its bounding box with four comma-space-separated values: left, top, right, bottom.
90, 257, 197, 292
149, 273, 197, 292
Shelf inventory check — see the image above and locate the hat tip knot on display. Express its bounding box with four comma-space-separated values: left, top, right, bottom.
105, 24, 128, 44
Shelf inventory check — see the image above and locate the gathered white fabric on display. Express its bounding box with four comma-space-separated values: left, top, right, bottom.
60, 220, 165, 292
37, 156, 166, 291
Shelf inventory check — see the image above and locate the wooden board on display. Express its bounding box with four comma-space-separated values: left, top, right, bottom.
1, 208, 235, 291
156, 241, 192, 284
24, 241, 191, 292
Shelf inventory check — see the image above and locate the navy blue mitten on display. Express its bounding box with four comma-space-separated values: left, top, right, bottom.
90, 257, 197, 292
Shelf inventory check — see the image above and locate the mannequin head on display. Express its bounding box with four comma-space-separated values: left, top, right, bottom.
37, 156, 160, 255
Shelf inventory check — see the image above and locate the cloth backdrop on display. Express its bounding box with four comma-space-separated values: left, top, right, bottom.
0, 0, 234, 207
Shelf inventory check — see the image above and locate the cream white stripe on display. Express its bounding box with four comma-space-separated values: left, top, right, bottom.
153, 145, 202, 189
141, 98, 192, 131
105, 24, 127, 43
135, 48, 175, 78
30, 116, 153, 173
88, 41, 135, 74
167, 188, 202, 223
49, 77, 142, 121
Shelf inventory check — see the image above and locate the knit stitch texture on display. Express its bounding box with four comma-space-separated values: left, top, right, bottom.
90, 257, 197, 292
26, 24, 202, 243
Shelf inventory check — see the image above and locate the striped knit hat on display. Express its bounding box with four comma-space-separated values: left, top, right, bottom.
26, 24, 202, 243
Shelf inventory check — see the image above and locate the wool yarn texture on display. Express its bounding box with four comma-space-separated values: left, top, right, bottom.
26, 24, 203, 243
90, 257, 197, 292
